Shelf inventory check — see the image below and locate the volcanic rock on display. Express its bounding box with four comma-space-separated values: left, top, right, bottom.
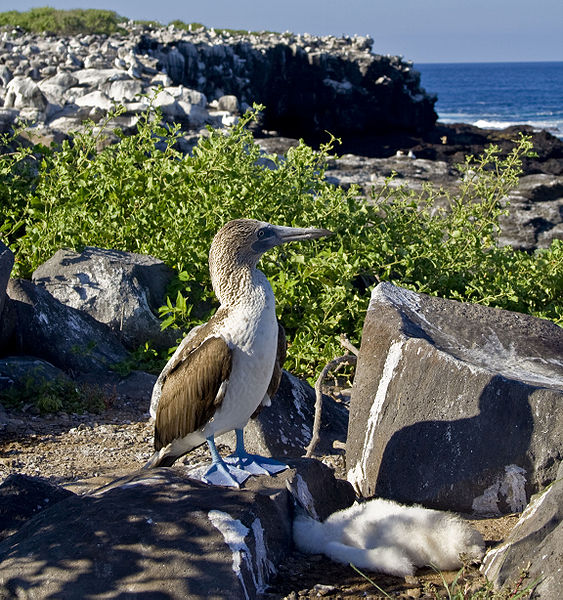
32, 246, 177, 351
482, 462, 563, 600
6, 278, 129, 374
220, 371, 349, 458
0, 242, 13, 320
0, 473, 74, 541
346, 282, 563, 514
0, 459, 354, 599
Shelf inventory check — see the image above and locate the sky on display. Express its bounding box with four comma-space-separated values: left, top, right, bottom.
4, 0, 563, 63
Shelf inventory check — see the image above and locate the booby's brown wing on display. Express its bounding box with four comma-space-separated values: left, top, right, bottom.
268, 321, 287, 397
154, 335, 232, 450
251, 321, 287, 419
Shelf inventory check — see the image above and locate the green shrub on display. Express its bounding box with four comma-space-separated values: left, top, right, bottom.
0, 373, 106, 414
0, 8, 279, 37
0, 8, 126, 35
1, 103, 561, 379
167, 20, 207, 31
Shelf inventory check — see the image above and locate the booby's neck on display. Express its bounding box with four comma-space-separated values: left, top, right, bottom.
210, 257, 268, 307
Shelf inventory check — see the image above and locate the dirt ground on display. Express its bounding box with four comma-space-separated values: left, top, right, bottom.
0, 394, 520, 600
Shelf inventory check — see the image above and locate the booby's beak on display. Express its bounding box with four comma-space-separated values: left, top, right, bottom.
272, 224, 333, 245
251, 221, 332, 254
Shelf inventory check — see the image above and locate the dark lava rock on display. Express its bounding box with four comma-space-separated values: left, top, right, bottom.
346, 282, 563, 514
482, 462, 563, 600
0, 459, 354, 599
0, 473, 74, 541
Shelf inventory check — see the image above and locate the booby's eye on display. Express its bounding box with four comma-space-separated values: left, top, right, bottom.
251, 226, 275, 252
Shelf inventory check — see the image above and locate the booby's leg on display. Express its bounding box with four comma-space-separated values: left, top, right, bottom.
202, 436, 251, 487
225, 429, 288, 475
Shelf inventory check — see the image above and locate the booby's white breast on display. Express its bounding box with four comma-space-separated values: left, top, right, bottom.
204, 270, 278, 436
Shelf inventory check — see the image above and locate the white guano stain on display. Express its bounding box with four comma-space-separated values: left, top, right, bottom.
472, 464, 528, 515
459, 330, 563, 388
370, 282, 422, 318
288, 372, 308, 423
208, 511, 275, 597
288, 473, 319, 520
208, 509, 252, 600
482, 479, 552, 579
347, 339, 405, 492
373, 283, 563, 388
251, 518, 276, 591
482, 541, 511, 578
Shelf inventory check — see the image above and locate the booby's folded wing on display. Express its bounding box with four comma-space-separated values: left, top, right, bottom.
149, 323, 205, 418
154, 335, 232, 450
268, 320, 287, 398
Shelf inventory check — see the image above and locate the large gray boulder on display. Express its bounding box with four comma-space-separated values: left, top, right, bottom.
7, 278, 129, 374
72, 67, 132, 88
4, 76, 47, 114
0, 241, 13, 321
481, 462, 563, 600
105, 78, 143, 102
0, 243, 15, 352
32, 247, 177, 351
73, 89, 113, 111
346, 282, 563, 514
0, 459, 354, 599
38, 70, 79, 104
0, 473, 74, 541
219, 371, 349, 459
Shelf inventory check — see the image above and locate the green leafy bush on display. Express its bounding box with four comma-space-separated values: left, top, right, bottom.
0, 9, 275, 37
0, 8, 126, 35
167, 20, 207, 31
0, 373, 107, 414
1, 104, 561, 379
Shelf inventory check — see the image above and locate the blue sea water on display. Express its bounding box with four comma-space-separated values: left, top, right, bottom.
416, 62, 563, 139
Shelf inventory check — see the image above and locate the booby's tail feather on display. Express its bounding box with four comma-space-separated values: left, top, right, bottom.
142, 448, 185, 469
142, 450, 173, 469
143, 436, 207, 470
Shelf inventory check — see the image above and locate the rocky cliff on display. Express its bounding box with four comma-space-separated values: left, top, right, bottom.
141, 27, 437, 138
0, 23, 437, 141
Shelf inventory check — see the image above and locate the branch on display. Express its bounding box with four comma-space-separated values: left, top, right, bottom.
304, 353, 357, 458
339, 333, 359, 356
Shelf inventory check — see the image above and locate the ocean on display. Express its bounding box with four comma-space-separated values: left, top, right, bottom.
416, 62, 563, 139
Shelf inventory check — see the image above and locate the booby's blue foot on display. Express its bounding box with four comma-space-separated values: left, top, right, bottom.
202, 461, 250, 487
198, 435, 251, 488
225, 453, 288, 475
225, 429, 288, 476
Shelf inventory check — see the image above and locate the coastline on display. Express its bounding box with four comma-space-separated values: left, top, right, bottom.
416, 61, 563, 140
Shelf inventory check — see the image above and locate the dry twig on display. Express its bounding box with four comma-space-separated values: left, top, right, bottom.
304, 335, 359, 458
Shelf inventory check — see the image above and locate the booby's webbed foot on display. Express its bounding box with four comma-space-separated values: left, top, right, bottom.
227, 430, 287, 476
197, 434, 251, 487
202, 461, 250, 488
225, 453, 288, 475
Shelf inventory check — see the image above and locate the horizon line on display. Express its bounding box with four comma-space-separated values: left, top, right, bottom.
412, 59, 563, 65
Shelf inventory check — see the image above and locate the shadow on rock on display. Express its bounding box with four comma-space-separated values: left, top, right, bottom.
375, 376, 535, 514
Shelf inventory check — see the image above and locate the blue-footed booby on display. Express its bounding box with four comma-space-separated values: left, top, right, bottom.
144, 219, 332, 486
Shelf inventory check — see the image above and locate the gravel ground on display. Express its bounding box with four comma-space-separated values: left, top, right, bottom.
0, 394, 519, 599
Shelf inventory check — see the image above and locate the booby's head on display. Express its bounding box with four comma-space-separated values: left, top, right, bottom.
209, 219, 332, 302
